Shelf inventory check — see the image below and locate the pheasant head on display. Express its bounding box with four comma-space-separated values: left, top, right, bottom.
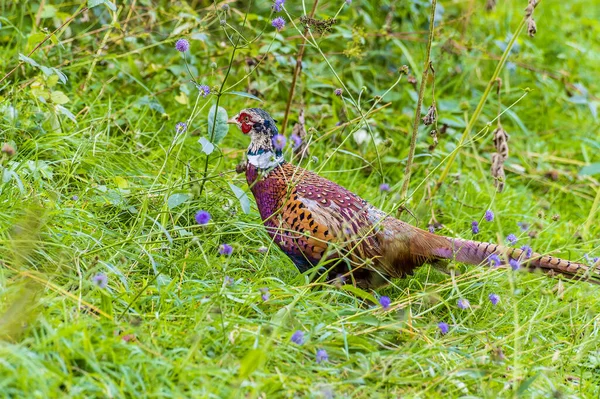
228, 108, 284, 169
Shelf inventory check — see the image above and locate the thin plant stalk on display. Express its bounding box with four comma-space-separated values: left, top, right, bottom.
280, 0, 319, 136
431, 16, 528, 197
400, 0, 437, 200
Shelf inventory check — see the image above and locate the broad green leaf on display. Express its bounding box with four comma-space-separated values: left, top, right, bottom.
207, 105, 229, 144
104, 1, 117, 11
228, 183, 250, 214
579, 163, 600, 176
50, 91, 69, 105
198, 137, 214, 155
238, 349, 266, 380
55, 105, 76, 123
46, 75, 59, 87
88, 0, 115, 10
225, 90, 263, 102
167, 193, 191, 209
51, 67, 67, 84
19, 53, 40, 68
39, 4, 57, 18
114, 176, 128, 189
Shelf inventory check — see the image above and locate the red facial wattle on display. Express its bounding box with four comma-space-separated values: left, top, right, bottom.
237, 112, 253, 134
241, 123, 252, 134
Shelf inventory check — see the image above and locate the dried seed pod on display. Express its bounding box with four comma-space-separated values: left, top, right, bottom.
429, 129, 438, 152
492, 126, 510, 160
527, 17, 537, 37
491, 153, 506, 192
486, 0, 497, 11
525, 4, 534, 17
422, 104, 437, 126
291, 109, 309, 160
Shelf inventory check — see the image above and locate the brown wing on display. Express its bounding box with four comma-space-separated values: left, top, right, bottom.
272, 164, 388, 272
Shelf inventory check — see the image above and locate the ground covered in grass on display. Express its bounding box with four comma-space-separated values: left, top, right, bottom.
1, 0, 599, 397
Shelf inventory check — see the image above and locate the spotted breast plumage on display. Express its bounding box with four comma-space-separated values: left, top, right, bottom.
228, 108, 600, 288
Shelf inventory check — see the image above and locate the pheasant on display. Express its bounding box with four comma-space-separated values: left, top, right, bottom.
228, 108, 600, 288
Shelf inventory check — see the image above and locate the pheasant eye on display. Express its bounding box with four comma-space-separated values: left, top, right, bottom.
244, 116, 250, 122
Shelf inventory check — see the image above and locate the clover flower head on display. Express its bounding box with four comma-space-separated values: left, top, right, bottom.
457, 298, 470, 309
197, 84, 211, 97
219, 244, 233, 256
509, 258, 520, 271
272, 134, 286, 150
316, 349, 328, 363
272, 17, 286, 31
489, 293, 500, 305
506, 234, 517, 245
379, 296, 391, 310
438, 322, 449, 335
175, 38, 190, 52
291, 330, 305, 345
92, 273, 108, 289
273, 0, 285, 12
195, 210, 211, 225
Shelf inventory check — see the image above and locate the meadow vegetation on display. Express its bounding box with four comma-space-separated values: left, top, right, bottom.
0, 0, 599, 397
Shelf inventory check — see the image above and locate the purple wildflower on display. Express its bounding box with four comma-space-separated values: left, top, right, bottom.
175, 122, 187, 134
273, 0, 285, 12
272, 17, 286, 31
457, 298, 470, 310
488, 254, 501, 267
506, 234, 517, 245
290, 134, 302, 149
197, 84, 210, 97
195, 210, 211, 225
92, 273, 108, 289
484, 210, 494, 222
509, 259, 520, 271
221, 4, 230, 11
334, 88, 343, 96
72, 195, 79, 201
428, 224, 435, 234
219, 19, 226, 26
379, 183, 390, 192
291, 330, 305, 345
379, 296, 391, 310
517, 222, 529, 231
521, 245, 533, 259
224, 276, 234, 285
260, 287, 270, 301
438, 322, 449, 335
316, 349, 328, 363
346, 0, 352, 4
471, 221, 479, 234
488, 293, 500, 305
219, 244, 233, 256
175, 38, 190, 52
584, 254, 599, 265
272, 134, 286, 150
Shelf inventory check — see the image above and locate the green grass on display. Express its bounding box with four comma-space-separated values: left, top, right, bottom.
1, 0, 599, 397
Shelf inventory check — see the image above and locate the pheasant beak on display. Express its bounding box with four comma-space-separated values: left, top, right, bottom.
227, 115, 239, 125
